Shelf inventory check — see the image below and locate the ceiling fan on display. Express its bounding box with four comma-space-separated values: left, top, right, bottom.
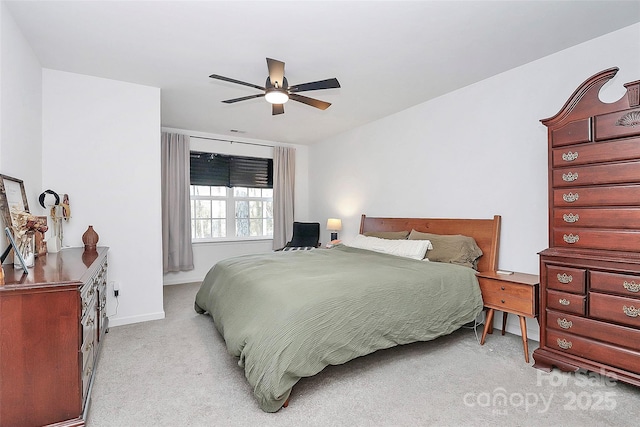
209, 58, 340, 115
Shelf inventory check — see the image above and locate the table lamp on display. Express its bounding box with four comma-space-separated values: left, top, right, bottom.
326, 218, 342, 241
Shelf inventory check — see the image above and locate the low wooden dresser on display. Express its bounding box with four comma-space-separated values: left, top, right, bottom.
0, 247, 109, 427
478, 271, 539, 362
534, 67, 640, 386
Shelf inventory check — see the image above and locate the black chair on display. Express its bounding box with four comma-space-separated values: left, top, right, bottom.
281, 222, 320, 251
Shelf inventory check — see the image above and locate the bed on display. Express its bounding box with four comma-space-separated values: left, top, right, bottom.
194, 214, 501, 412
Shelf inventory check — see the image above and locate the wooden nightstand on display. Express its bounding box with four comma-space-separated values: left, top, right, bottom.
477, 271, 539, 362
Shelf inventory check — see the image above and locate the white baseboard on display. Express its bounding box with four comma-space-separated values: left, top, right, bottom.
108, 310, 165, 327
163, 276, 203, 286
492, 313, 540, 342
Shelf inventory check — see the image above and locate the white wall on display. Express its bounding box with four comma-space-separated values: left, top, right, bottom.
309, 23, 640, 341
42, 69, 163, 327
162, 128, 310, 285
0, 1, 43, 219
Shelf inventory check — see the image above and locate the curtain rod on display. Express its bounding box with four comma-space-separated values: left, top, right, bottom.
189, 135, 274, 148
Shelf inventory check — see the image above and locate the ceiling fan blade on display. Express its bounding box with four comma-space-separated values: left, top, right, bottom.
222, 94, 265, 104
209, 74, 265, 91
266, 58, 285, 88
272, 104, 284, 115
289, 78, 340, 93
289, 93, 331, 110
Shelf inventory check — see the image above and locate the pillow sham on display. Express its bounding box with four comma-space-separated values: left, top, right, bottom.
363, 230, 410, 240
345, 234, 432, 260
408, 229, 483, 269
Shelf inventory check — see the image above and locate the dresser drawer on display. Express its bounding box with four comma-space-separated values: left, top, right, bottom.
547, 289, 586, 315
553, 207, 640, 229
547, 310, 640, 351
479, 278, 536, 316
553, 184, 640, 207
82, 352, 95, 400
546, 265, 585, 293
590, 292, 640, 328
81, 281, 96, 318
551, 117, 591, 147
81, 332, 94, 398
595, 109, 640, 141
590, 270, 640, 297
81, 302, 96, 346
552, 137, 640, 167
552, 228, 640, 252
99, 292, 108, 340
546, 329, 640, 374
552, 160, 640, 188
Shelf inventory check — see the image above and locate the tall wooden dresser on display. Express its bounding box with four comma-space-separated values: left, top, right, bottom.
533, 68, 640, 386
0, 247, 109, 427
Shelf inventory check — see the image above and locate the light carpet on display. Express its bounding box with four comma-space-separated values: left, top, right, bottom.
87, 282, 639, 426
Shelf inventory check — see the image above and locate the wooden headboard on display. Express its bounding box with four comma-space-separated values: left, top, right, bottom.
359, 214, 501, 272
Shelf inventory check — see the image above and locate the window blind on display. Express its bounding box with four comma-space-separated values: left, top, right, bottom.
190, 151, 273, 188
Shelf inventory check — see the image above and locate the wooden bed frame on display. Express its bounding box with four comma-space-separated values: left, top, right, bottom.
359, 214, 501, 272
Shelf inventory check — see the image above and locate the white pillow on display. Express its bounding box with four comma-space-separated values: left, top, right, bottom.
344, 234, 432, 260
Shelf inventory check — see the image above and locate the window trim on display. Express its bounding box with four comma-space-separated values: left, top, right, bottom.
192, 235, 273, 245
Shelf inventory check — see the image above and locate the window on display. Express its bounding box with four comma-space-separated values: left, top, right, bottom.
190, 152, 273, 241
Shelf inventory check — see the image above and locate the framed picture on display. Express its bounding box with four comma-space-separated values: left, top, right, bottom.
0, 174, 30, 233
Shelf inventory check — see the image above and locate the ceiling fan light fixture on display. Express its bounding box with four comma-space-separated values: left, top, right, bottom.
210, 58, 339, 114
265, 88, 289, 104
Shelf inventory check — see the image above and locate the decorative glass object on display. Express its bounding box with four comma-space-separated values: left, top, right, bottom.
14, 231, 35, 268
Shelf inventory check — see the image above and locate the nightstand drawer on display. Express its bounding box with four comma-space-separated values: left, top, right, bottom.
479, 278, 536, 317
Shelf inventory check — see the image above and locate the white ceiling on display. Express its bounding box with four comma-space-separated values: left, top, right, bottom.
5, 1, 640, 145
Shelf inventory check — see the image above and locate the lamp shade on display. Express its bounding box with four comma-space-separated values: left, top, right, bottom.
326, 218, 342, 231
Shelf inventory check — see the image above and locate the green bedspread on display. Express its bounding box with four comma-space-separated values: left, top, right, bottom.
194, 244, 483, 412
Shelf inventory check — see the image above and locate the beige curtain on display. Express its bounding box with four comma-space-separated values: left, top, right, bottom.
272, 146, 296, 249
161, 132, 194, 273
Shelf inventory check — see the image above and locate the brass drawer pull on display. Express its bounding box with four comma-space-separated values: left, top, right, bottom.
623, 305, 639, 318
86, 316, 95, 326
562, 192, 579, 203
563, 234, 579, 244
559, 298, 570, 306
557, 273, 573, 284
562, 172, 579, 182
623, 281, 640, 293
557, 318, 573, 329
562, 151, 579, 162
83, 341, 94, 352
562, 213, 579, 223
557, 338, 572, 350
